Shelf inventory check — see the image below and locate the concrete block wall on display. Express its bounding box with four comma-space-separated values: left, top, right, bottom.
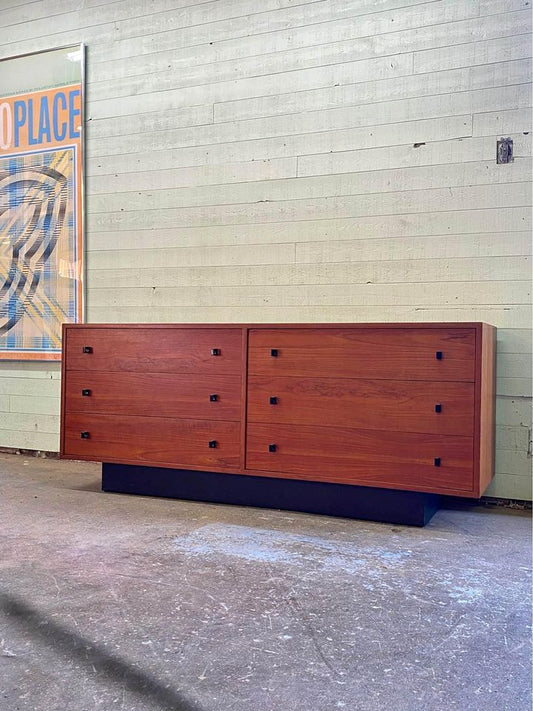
0, 0, 531, 499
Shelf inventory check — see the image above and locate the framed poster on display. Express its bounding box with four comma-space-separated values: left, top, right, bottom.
0, 44, 84, 361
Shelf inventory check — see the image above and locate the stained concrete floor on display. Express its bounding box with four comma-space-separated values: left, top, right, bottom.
0, 452, 531, 711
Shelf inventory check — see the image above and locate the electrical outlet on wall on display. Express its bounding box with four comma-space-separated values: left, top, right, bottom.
497, 137, 514, 164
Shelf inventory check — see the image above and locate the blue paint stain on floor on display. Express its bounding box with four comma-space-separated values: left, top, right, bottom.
173, 524, 411, 575
448, 585, 484, 603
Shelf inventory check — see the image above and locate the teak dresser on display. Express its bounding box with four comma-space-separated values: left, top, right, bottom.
61, 323, 496, 526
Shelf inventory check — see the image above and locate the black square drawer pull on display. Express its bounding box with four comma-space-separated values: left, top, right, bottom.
270, 349, 278, 357
209, 440, 217, 448
268, 444, 277, 452
435, 403, 442, 413
209, 394, 218, 402
211, 348, 220, 356
83, 346, 92, 354
435, 351, 443, 360
269, 396, 278, 405
82, 389, 91, 397
434, 457, 441, 467
80, 431, 90, 439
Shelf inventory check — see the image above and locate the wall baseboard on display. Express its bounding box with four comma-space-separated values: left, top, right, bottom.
0, 446, 60, 459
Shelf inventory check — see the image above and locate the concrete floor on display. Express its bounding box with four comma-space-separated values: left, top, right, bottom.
0, 453, 531, 711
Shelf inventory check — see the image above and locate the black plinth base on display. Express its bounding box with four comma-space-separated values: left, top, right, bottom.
102, 463, 440, 526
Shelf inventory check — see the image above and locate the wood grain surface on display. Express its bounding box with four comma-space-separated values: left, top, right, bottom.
248, 327, 476, 381
65, 371, 241, 421
246, 422, 474, 492
65, 327, 243, 373
64, 413, 241, 468
247, 375, 474, 436
476, 323, 497, 497
60, 322, 495, 498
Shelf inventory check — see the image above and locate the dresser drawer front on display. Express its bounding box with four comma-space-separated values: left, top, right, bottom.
64, 414, 241, 468
246, 423, 473, 493
248, 328, 475, 381
65, 372, 241, 421
65, 328, 242, 373
247, 376, 474, 436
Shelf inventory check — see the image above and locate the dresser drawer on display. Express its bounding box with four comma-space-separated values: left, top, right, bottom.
248, 328, 475, 381
247, 376, 474, 436
65, 372, 241, 421
246, 423, 474, 493
65, 327, 242, 373
63, 414, 241, 469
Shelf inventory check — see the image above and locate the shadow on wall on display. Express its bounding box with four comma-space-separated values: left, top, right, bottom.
0, 591, 202, 711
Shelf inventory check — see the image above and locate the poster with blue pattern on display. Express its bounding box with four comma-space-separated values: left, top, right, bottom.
0, 46, 84, 360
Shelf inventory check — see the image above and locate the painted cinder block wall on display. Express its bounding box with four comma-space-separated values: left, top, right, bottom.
0, 0, 531, 499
